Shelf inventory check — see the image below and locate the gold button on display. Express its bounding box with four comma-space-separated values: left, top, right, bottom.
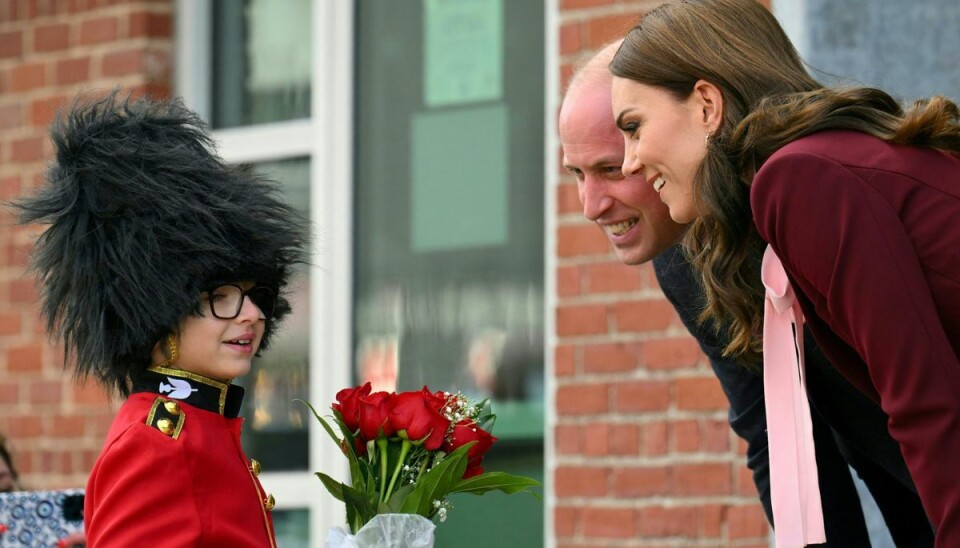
157, 418, 175, 436
250, 459, 261, 476
264, 494, 275, 511
163, 401, 181, 415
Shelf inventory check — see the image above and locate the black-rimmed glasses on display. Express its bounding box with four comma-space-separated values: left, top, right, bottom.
203, 284, 277, 320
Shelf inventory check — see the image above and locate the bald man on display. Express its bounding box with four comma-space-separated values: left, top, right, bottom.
559, 42, 934, 546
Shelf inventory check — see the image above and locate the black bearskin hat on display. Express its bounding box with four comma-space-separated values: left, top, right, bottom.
15, 91, 307, 396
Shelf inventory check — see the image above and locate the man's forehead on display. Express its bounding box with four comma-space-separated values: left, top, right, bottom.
561, 140, 624, 170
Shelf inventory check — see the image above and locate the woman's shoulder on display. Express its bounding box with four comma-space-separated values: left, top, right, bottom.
768, 130, 878, 164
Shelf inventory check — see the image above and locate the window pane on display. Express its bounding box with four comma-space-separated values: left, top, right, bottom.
354, 0, 544, 423
354, 1, 545, 541
211, 0, 312, 129
273, 508, 310, 547
241, 157, 311, 471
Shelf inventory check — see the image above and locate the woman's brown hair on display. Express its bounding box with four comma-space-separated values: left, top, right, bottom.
610, 0, 960, 364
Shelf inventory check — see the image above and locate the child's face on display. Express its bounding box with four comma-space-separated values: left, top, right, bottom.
158, 281, 267, 383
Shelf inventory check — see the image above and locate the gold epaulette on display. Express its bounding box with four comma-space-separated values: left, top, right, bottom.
145, 396, 186, 439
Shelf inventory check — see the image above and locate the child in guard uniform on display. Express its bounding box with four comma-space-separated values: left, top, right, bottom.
16, 92, 306, 547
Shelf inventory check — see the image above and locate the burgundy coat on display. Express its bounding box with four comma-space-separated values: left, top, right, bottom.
751, 129, 960, 546
85, 367, 277, 547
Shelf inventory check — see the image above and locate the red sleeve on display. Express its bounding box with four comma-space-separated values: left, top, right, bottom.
85, 423, 202, 546
751, 150, 960, 545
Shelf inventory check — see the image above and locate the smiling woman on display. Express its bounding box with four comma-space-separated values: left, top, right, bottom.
14, 92, 307, 547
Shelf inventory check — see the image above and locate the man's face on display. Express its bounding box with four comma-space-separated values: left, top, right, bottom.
560, 83, 686, 265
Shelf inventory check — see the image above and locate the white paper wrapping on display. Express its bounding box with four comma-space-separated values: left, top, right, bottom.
325, 514, 436, 548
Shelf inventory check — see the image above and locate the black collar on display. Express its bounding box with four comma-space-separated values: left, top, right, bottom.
132, 366, 246, 418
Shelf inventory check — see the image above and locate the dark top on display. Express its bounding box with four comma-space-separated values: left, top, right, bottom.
654, 244, 931, 546
752, 129, 960, 546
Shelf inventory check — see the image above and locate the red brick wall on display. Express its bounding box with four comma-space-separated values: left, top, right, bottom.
554, 1, 771, 546
0, 0, 172, 490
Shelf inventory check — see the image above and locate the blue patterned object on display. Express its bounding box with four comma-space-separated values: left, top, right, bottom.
0, 489, 84, 547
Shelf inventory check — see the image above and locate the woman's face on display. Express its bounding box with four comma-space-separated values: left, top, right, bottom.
154, 281, 267, 383
610, 77, 712, 224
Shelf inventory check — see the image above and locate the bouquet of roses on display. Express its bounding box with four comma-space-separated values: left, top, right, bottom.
303, 383, 540, 547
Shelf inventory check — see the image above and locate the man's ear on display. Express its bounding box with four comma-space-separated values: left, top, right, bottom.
692, 79, 724, 132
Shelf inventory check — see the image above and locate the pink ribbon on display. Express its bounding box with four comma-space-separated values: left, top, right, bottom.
761, 245, 826, 547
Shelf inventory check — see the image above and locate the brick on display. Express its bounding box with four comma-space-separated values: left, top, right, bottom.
608, 423, 639, 455
28, 380, 63, 404
557, 224, 611, 257
56, 56, 91, 85
555, 506, 578, 538
612, 466, 669, 497
31, 95, 68, 127
561, 0, 618, 8
128, 10, 172, 38
585, 262, 641, 293
638, 506, 698, 538
555, 424, 581, 455
737, 463, 759, 497
676, 376, 728, 410
0, 175, 22, 200
72, 380, 110, 405
0, 103, 21, 130
581, 507, 636, 539
556, 182, 581, 215
642, 337, 703, 370
0, 0, 21, 21
9, 277, 37, 303
556, 304, 608, 336
52, 415, 87, 437
10, 62, 46, 92
79, 16, 119, 45
26, 0, 67, 17
557, 265, 580, 297
583, 342, 637, 373
612, 380, 669, 412
674, 463, 732, 495
0, 381, 19, 404
556, 383, 609, 415
585, 14, 639, 50
700, 504, 725, 537
727, 503, 769, 539
3, 415, 42, 438
641, 420, 668, 455
555, 466, 608, 497
673, 419, 699, 452
102, 49, 144, 77
7, 343, 43, 373
560, 63, 575, 94
613, 299, 677, 332
0, 30, 23, 59
11, 136, 45, 162
559, 22, 582, 55
0, 313, 22, 335
34, 23, 70, 52
581, 421, 609, 456
702, 419, 731, 453
555, 344, 576, 376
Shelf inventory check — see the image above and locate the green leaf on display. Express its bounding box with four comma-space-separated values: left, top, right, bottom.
315, 472, 346, 502
378, 482, 414, 514
341, 482, 378, 534
399, 444, 472, 516
448, 471, 542, 498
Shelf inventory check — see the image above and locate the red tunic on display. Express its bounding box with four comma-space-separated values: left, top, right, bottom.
84, 367, 277, 547
751, 130, 960, 546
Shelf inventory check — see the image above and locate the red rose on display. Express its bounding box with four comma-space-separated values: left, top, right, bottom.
358, 391, 396, 441
421, 387, 447, 412
444, 419, 496, 478
332, 382, 372, 432
388, 390, 450, 450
